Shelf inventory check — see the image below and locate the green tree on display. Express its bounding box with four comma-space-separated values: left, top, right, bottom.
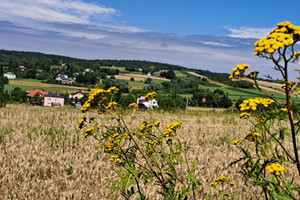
0, 76, 9, 92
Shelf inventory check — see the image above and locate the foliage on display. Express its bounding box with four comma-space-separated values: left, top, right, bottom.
30, 93, 44, 105
0, 76, 9, 92
190, 88, 232, 108
0, 92, 9, 108
10, 87, 27, 103
228, 21, 300, 199
104, 79, 129, 93
160, 70, 176, 80
144, 82, 163, 91
156, 93, 186, 111
78, 88, 201, 199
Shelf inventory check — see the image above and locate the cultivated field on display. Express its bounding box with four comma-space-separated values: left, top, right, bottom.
1, 105, 299, 199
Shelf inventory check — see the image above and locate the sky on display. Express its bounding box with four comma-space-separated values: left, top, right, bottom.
1, 0, 300, 79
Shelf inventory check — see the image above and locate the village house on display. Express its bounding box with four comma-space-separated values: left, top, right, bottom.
26, 89, 48, 102
19, 66, 26, 71
68, 91, 84, 104
137, 96, 159, 109
4, 72, 16, 79
55, 73, 74, 84
85, 68, 94, 73
44, 93, 65, 107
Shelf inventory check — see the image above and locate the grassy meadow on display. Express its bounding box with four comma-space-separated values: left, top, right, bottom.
1, 104, 299, 199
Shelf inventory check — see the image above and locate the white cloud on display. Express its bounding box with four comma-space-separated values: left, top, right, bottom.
225, 26, 273, 39
0, 0, 116, 24
200, 41, 232, 47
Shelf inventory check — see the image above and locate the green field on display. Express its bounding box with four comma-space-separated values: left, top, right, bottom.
4, 84, 76, 93
174, 70, 189, 77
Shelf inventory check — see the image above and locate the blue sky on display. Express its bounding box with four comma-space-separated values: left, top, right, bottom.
1, 0, 300, 79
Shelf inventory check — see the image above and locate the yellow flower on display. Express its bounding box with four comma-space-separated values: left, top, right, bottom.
245, 132, 261, 141
78, 118, 86, 129
266, 163, 285, 176
109, 154, 121, 163
83, 127, 94, 138
280, 108, 288, 112
128, 102, 138, 109
231, 140, 242, 145
164, 122, 183, 138
239, 112, 251, 119
145, 91, 157, 101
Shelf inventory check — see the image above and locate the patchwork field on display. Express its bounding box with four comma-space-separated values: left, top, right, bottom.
1, 104, 299, 199
5, 80, 88, 93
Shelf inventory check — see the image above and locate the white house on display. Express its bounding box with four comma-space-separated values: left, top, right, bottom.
4, 72, 16, 79
85, 68, 94, 73
137, 96, 159, 109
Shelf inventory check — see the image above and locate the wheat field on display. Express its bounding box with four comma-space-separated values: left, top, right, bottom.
0, 104, 299, 199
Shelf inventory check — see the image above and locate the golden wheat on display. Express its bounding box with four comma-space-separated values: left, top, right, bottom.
0, 104, 299, 199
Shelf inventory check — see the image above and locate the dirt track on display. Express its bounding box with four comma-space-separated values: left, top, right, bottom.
9, 81, 88, 90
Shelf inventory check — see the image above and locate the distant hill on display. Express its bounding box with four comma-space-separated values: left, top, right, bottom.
0, 49, 188, 71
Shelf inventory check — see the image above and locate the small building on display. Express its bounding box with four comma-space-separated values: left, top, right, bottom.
69, 91, 84, 104
19, 66, 26, 71
4, 72, 16, 79
137, 96, 159, 109
44, 93, 65, 107
85, 68, 94, 73
26, 89, 49, 102
57, 73, 69, 79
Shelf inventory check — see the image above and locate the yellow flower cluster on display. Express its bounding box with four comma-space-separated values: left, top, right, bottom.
280, 108, 288, 112
106, 101, 118, 110
164, 122, 183, 138
245, 132, 262, 141
104, 134, 121, 152
83, 127, 94, 138
145, 91, 156, 101
128, 102, 138, 109
229, 64, 249, 79
239, 112, 251, 119
281, 81, 293, 90
253, 21, 300, 56
78, 117, 86, 129
239, 98, 275, 112
231, 140, 242, 145
209, 175, 228, 186
146, 139, 160, 146
80, 87, 119, 112
265, 163, 285, 176
139, 121, 160, 136
123, 131, 134, 139
109, 154, 121, 163
245, 70, 259, 79
291, 52, 300, 57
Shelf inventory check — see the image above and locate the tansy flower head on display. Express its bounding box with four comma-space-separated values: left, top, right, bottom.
231, 140, 242, 145
128, 103, 138, 109
145, 92, 156, 101
266, 163, 285, 176
245, 132, 262, 141
83, 127, 94, 138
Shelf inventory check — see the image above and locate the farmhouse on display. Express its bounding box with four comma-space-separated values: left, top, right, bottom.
137, 96, 159, 109
69, 91, 84, 104
85, 68, 94, 73
4, 72, 16, 79
26, 89, 48, 102
44, 93, 65, 107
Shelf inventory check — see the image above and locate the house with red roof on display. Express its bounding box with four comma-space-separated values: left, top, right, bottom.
26, 89, 49, 102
